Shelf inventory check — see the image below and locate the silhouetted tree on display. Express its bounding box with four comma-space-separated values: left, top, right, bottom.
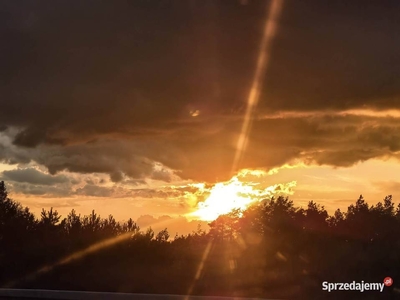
0, 181, 37, 281
64, 209, 83, 237
1, 180, 400, 299
155, 228, 170, 242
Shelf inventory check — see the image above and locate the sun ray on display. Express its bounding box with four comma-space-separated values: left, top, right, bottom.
2, 216, 180, 288
231, 0, 284, 175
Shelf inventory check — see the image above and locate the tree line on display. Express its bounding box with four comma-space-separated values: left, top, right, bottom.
0, 180, 399, 299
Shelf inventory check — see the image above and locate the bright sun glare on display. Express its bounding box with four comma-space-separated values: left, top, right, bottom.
191, 177, 255, 221
189, 171, 295, 222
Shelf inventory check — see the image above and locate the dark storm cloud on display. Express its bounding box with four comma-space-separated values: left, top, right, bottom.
0, 166, 77, 197
241, 114, 400, 171
0, 130, 182, 182
1, 0, 250, 146
1, 0, 400, 182
260, 1, 400, 112
110, 171, 124, 183
3, 113, 400, 182
2, 168, 69, 185
9, 182, 72, 197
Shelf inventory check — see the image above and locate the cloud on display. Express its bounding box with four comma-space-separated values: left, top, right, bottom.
2, 168, 69, 185
29, 199, 81, 209
373, 181, 400, 194
3, 112, 400, 183
9, 182, 72, 197
75, 184, 115, 198
0, 166, 76, 197
136, 215, 161, 228
110, 171, 124, 183
72, 183, 204, 200
259, 1, 400, 112
0, 130, 182, 182
244, 115, 400, 171
0, 1, 400, 183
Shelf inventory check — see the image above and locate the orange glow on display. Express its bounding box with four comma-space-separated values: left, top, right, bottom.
189, 171, 296, 221
191, 177, 257, 221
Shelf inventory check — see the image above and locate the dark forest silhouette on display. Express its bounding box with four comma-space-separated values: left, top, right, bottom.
0, 180, 399, 299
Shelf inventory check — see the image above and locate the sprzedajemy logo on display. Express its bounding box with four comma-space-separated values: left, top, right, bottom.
322, 277, 393, 293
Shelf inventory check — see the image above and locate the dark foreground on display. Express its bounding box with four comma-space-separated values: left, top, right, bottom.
1, 182, 400, 299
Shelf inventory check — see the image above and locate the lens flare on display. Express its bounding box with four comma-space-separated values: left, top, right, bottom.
232, 0, 284, 174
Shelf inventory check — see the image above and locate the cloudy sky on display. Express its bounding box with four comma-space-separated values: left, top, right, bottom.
1, 0, 400, 234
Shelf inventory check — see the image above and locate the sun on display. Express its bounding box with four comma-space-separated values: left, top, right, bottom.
187, 170, 297, 222
189, 177, 258, 222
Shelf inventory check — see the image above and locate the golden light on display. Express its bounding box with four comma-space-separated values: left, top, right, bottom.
191, 177, 255, 221
188, 171, 296, 221
190, 109, 200, 117
185, 2, 285, 298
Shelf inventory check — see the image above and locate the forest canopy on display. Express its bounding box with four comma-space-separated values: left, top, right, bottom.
1, 180, 399, 299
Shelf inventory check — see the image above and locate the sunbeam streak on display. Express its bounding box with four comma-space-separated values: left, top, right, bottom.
3, 216, 180, 289
3, 232, 132, 288
184, 239, 213, 300
231, 0, 284, 174
184, 1, 284, 298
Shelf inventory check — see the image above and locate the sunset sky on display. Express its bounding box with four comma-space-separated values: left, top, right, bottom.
1, 0, 400, 234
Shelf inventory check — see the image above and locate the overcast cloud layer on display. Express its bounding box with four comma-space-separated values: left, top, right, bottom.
1, 0, 400, 183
